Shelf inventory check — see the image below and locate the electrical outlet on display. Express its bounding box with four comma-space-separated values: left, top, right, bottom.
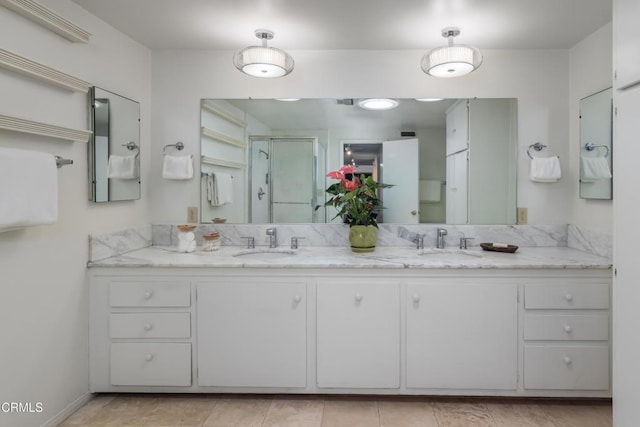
517, 207, 528, 225
187, 206, 198, 223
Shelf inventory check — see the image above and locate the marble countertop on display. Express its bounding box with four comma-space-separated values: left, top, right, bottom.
87, 245, 612, 270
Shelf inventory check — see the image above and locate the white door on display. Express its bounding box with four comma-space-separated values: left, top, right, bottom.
382, 138, 419, 223
446, 150, 468, 224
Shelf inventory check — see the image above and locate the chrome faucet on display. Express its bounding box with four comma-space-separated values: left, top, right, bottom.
459, 236, 474, 250
436, 228, 448, 249
266, 227, 277, 248
414, 234, 425, 250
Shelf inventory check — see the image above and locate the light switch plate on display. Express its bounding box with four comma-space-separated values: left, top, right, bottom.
517, 207, 528, 224
187, 206, 198, 223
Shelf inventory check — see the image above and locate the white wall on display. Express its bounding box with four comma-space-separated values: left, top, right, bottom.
568, 23, 613, 232
0, 1, 150, 425
151, 48, 571, 225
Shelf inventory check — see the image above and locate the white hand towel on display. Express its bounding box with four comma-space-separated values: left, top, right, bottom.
530, 156, 562, 182
162, 155, 193, 180
211, 172, 233, 206
0, 147, 58, 232
107, 155, 138, 179
419, 180, 441, 203
581, 156, 612, 182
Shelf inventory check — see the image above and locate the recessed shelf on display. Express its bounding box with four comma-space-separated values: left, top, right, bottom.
201, 155, 245, 169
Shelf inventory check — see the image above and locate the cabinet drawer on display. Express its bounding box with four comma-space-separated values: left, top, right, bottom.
524, 345, 609, 390
110, 313, 191, 339
524, 314, 608, 341
109, 281, 190, 307
524, 283, 609, 309
110, 343, 191, 386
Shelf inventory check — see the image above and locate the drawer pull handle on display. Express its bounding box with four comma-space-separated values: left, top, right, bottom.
144, 323, 153, 331
143, 291, 153, 300
412, 294, 420, 303
145, 353, 154, 362
355, 294, 363, 302
564, 325, 572, 333
293, 295, 302, 303
564, 293, 573, 302
563, 356, 572, 365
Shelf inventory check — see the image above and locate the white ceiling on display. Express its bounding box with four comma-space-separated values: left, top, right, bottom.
72, 0, 611, 51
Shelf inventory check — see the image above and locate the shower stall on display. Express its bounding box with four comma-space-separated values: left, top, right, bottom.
249, 137, 326, 223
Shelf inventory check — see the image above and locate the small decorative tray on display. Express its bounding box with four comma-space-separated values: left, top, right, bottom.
480, 243, 519, 253
212, 217, 227, 224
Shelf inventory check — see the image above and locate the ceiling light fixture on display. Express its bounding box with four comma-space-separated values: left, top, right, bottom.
233, 29, 294, 78
421, 27, 482, 78
415, 98, 444, 102
357, 98, 399, 111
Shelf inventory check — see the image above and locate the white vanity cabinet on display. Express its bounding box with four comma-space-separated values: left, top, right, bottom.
406, 280, 518, 390
316, 279, 400, 388
522, 281, 610, 391
196, 279, 307, 388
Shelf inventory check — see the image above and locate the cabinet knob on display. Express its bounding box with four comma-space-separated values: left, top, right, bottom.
143, 290, 153, 300
293, 295, 302, 303
563, 324, 572, 333
563, 356, 572, 365
564, 293, 573, 302
355, 293, 363, 302
144, 323, 153, 331
145, 353, 154, 362
412, 294, 420, 303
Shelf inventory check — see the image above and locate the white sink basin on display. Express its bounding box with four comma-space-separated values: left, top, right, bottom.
417, 248, 483, 258
233, 249, 297, 260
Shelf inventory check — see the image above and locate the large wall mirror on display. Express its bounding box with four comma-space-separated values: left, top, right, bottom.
579, 88, 612, 200
89, 87, 141, 202
199, 98, 517, 225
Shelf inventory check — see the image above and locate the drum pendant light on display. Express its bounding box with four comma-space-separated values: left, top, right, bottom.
233, 29, 294, 78
421, 27, 482, 78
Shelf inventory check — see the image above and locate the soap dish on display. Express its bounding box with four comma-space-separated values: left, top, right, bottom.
480, 243, 519, 253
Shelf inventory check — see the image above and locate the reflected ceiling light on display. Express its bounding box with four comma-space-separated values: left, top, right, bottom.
275, 98, 300, 101
421, 27, 482, 78
357, 98, 399, 110
233, 29, 294, 78
415, 98, 444, 102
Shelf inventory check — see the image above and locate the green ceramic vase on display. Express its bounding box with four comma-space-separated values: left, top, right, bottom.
349, 225, 378, 253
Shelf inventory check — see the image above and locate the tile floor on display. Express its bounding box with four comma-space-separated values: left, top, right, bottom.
59, 394, 612, 427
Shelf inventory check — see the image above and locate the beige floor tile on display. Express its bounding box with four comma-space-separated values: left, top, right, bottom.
134, 397, 217, 426
262, 398, 324, 427
486, 402, 556, 427
321, 399, 380, 427
540, 402, 613, 427
378, 400, 438, 427
433, 400, 497, 427
59, 395, 117, 425
71, 395, 160, 427
203, 397, 271, 427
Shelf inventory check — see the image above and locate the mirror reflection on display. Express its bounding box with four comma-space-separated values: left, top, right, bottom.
579, 88, 612, 200
89, 87, 141, 202
199, 98, 517, 224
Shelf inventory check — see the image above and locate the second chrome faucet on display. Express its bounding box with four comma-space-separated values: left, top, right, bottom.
436, 228, 448, 249
266, 227, 277, 248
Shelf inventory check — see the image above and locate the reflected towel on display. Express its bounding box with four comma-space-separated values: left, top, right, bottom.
530, 156, 561, 182
581, 156, 612, 182
211, 172, 233, 206
162, 155, 193, 180
0, 147, 58, 232
107, 155, 138, 179
420, 180, 441, 203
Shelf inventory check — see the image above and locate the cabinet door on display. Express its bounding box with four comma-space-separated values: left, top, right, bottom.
446, 151, 468, 224
614, 0, 640, 89
197, 281, 307, 388
407, 281, 518, 390
317, 280, 400, 388
446, 100, 468, 155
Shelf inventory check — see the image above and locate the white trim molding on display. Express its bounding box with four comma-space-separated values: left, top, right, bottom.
201, 126, 247, 149
0, 48, 90, 92
0, 0, 90, 43
0, 114, 92, 142
201, 155, 245, 169
201, 100, 247, 128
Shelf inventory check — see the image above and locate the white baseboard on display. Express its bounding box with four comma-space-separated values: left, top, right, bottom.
41, 392, 93, 427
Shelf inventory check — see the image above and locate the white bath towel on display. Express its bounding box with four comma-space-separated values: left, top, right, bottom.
530, 156, 562, 182
419, 180, 441, 203
0, 147, 58, 232
581, 156, 612, 182
162, 155, 193, 180
211, 172, 233, 206
107, 155, 138, 179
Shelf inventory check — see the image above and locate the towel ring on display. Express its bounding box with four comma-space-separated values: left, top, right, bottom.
122, 141, 140, 158
163, 141, 184, 156
527, 142, 547, 159
584, 142, 610, 158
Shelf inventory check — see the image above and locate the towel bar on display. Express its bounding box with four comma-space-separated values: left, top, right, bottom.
527, 142, 547, 159
122, 141, 140, 158
584, 142, 610, 158
54, 155, 73, 168
163, 141, 184, 156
